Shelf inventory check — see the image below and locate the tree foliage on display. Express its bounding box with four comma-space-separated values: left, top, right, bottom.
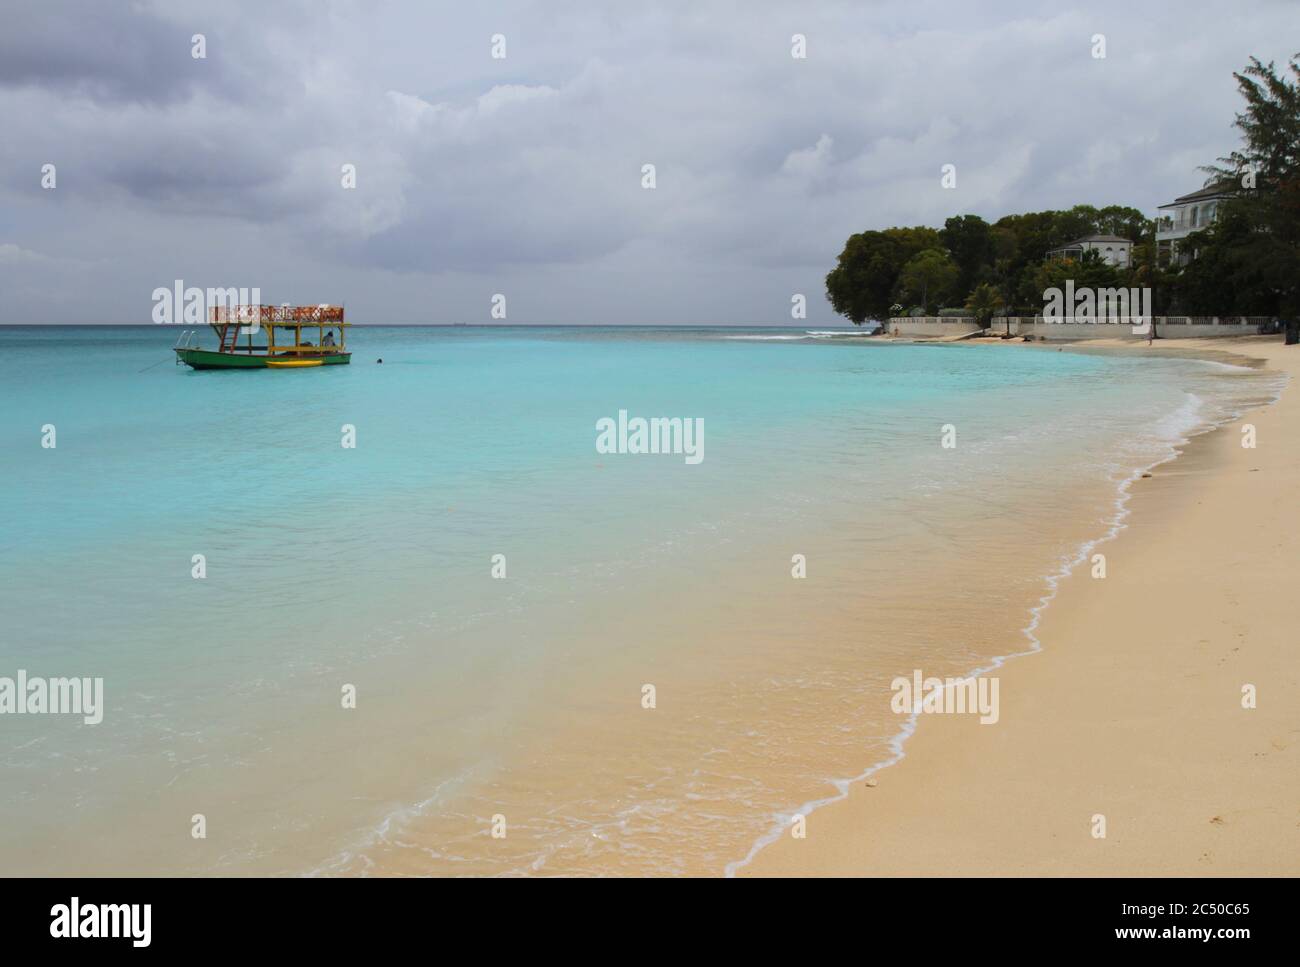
895, 249, 960, 314
1192, 55, 1300, 316
964, 282, 1004, 328
824, 54, 1300, 325
826, 205, 1154, 323
824, 227, 941, 323
1173, 209, 1287, 314
1022, 250, 1122, 306
940, 215, 995, 296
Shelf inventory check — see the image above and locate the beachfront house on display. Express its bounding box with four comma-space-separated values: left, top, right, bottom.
1156, 183, 1234, 266
1046, 234, 1133, 267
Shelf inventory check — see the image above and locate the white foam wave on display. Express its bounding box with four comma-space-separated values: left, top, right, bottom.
725, 368, 1282, 877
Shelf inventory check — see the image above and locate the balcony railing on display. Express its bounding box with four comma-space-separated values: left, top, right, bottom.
210, 305, 345, 324
1156, 219, 1208, 235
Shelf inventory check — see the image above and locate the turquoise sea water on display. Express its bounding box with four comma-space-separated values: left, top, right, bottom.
0, 326, 1282, 875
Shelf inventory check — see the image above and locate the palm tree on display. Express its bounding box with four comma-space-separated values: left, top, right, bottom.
965, 282, 1003, 330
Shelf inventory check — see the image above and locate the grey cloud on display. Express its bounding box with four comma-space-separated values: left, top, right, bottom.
0, 0, 1295, 324
0, 0, 259, 105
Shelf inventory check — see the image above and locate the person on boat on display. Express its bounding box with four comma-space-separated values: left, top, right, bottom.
322, 330, 336, 347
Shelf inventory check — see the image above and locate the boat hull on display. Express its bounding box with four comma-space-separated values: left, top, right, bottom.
175, 348, 351, 370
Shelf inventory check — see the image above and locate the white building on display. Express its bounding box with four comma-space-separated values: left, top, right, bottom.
1156, 183, 1234, 265
1046, 234, 1133, 267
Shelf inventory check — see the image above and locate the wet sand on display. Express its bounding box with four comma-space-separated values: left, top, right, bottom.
742, 336, 1300, 877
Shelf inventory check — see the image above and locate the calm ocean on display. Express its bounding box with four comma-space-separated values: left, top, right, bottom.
0, 326, 1281, 875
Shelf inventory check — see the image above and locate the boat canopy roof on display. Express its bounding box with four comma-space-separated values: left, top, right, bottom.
210, 305, 348, 325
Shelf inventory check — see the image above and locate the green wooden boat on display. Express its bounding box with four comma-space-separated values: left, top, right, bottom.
175, 305, 352, 370
175, 347, 351, 369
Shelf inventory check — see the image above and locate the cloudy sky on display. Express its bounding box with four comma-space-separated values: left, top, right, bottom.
0, 0, 1294, 324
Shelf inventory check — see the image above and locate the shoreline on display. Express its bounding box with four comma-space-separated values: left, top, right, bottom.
739, 335, 1298, 877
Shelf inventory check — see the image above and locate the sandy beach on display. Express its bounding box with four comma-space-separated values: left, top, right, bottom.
742, 336, 1299, 877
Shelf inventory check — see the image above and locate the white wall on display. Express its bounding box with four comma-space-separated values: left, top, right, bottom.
886, 316, 1273, 340
884, 318, 984, 337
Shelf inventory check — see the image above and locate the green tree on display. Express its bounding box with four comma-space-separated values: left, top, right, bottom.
1059, 205, 1101, 242
940, 214, 994, 298
1022, 250, 1122, 309
825, 226, 942, 323
964, 282, 1004, 330
1125, 237, 1175, 315
1096, 205, 1153, 243
1174, 209, 1285, 314
895, 248, 960, 314
1200, 55, 1300, 323
827, 203, 1159, 325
